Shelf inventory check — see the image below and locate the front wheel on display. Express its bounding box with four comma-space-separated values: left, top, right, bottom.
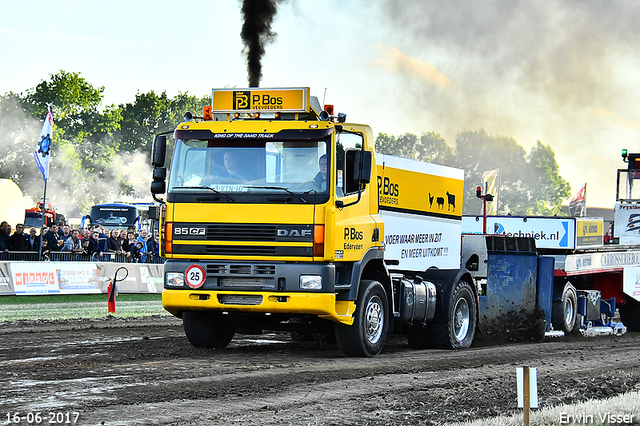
430, 280, 477, 349
335, 280, 388, 357
183, 311, 235, 349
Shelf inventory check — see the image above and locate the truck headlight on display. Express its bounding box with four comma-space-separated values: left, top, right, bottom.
299, 275, 322, 290
166, 272, 185, 287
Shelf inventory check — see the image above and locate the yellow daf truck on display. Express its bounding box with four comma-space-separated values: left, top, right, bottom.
150, 87, 477, 357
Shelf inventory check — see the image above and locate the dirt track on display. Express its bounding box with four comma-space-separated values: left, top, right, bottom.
1, 316, 640, 426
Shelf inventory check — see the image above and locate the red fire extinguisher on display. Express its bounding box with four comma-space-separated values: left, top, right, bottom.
107, 266, 128, 314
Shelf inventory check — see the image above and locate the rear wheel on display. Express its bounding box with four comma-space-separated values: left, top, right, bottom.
619, 298, 640, 331
430, 280, 477, 349
183, 311, 235, 348
335, 280, 388, 357
552, 283, 577, 333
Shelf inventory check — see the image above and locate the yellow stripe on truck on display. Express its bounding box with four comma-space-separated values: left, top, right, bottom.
163, 289, 355, 325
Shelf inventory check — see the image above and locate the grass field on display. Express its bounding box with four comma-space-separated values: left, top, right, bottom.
0, 293, 169, 321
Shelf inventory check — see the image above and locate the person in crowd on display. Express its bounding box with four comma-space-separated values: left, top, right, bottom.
8, 223, 28, 251
119, 229, 130, 252
147, 228, 160, 262
42, 224, 62, 253
107, 229, 123, 254
97, 225, 109, 253
137, 228, 149, 262
130, 241, 145, 262
0, 221, 11, 250
56, 221, 65, 238
0, 240, 7, 253
82, 237, 90, 254
87, 230, 103, 258
26, 227, 40, 252
128, 232, 136, 250
40, 239, 50, 260
60, 225, 71, 242
62, 229, 84, 254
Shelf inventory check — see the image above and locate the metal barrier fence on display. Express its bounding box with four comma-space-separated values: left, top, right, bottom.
0, 251, 164, 264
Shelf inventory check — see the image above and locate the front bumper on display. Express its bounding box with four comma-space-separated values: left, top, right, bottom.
162, 289, 355, 325
162, 260, 355, 324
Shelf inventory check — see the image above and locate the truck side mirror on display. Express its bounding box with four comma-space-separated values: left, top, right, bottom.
152, 135, 167, 167
344, 149, 372, 194
150, 170, 167, 195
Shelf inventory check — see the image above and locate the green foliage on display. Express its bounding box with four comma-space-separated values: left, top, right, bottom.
376, 128, 570, 215
116, 90, 209, 155
526, 140, 571, 215
0, 70, 208, 214
375, 132, 453, 165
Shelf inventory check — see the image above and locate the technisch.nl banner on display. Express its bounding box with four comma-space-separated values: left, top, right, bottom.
461, 216, 600, 250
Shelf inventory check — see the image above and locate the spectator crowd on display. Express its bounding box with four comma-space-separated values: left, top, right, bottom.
0, 220, 161, 263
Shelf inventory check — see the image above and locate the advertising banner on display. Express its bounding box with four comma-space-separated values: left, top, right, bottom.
564, 251, 640, 275
575, 218, 604, 249
382, 210, 461, 271
1, 262, 164, 295
614, 203, 640, 245
10, 262, 100, 295
462, 216, 575, 250
0, 262, 13, 295
624, 266, 640, 302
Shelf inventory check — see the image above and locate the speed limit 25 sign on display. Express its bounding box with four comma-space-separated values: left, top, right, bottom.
185, 264, 206, 289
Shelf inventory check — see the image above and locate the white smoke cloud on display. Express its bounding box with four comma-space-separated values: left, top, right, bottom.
375, 0, 640, 207
0, 97, 153, 220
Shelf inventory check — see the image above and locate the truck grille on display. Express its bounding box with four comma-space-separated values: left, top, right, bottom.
207, 224, 276, 241
206, 264, 276, 275
171, 223, 314, 258
206, 245, 276, 256
218, 294, 263, 305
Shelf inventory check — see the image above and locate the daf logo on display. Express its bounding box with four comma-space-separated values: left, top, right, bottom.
277, 228, 312, 238
174, 227, 206, 236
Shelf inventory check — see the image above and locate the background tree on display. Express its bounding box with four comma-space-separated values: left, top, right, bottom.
525, 140, 571, 216
376, 128, 570, 216
375, 131, 453, 165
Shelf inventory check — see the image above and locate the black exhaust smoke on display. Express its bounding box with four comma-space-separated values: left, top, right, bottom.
240, 0, 283, 87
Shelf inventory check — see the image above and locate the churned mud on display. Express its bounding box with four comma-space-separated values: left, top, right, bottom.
1, 316, 640, 425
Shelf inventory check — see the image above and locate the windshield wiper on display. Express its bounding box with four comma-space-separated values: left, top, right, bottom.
172, 186, 234, 202
245, 186, 308, 203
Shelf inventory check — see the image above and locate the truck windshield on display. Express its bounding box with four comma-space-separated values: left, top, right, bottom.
168, 138, 329, 198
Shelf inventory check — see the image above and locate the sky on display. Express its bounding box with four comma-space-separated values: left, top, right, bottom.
2, 0, 640, 208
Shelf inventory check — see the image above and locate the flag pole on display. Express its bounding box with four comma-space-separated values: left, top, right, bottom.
38, 177, 48, 256
34, 103, 53, 256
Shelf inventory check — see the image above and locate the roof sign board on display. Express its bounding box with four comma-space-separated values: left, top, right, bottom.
212, 87, 310, 114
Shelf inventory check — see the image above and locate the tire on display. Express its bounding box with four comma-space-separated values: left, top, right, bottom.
183, 311, 235, 348
619, 298, 640, 331
429, 280, 477, 349
335, 280, 388, 357
552, 283, 577, 334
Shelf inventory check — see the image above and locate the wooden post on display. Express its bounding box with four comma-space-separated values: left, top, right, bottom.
523, 365, 530, 426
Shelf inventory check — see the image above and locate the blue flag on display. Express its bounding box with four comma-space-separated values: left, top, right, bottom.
34, 105, 53, 181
